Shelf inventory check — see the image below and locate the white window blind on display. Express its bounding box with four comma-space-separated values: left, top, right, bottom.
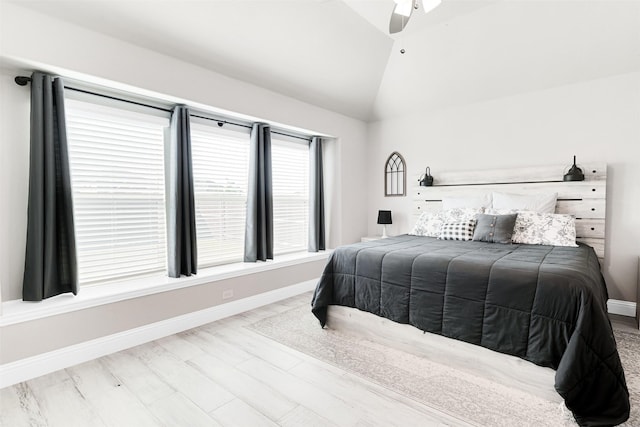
272, 137, 309, 255
191, 121, 250, 267
65, 98, 169, 285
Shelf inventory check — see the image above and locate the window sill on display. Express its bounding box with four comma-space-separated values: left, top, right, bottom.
0, 250, 331, 327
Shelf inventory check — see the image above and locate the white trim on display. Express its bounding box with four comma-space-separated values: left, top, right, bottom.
607, 299, 637, 318
0, 251, 330, 327
0, 279, 317, 389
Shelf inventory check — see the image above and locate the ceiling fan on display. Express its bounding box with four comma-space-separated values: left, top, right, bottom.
389, 0, 442, 34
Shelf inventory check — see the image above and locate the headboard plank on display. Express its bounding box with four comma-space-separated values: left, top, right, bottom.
414, 181, 605, 201
424, 162, 606, 186
412, 163, 607, 263
415, 199, 606, 220
575, 219, 605, 239
555, 200, 606, 219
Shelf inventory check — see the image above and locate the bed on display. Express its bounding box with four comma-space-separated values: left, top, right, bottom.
311, 163, 630, 426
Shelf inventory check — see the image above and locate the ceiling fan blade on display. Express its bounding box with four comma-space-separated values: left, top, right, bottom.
389, 1, 414, 34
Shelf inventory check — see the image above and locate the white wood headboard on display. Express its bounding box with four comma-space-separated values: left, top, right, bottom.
413, 163, 607, 261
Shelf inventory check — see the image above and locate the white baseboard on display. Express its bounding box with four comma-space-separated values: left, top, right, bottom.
607, 299, 637, 318
0, 279, 317, 389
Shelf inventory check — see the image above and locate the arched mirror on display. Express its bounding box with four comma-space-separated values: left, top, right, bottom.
385, 152, 406, 197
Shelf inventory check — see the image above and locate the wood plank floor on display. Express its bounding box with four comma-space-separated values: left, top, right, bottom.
0, 293, 473, 427
1, 292, 636, 427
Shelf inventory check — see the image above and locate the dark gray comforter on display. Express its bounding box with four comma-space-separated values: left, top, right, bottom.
311, 235, 629, 426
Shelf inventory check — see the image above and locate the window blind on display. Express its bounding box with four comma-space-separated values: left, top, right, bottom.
65, 98, 169, 285
191, 122, 250, 267
272, 137, 309, 255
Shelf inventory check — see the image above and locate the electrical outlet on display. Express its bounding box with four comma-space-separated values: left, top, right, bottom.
222, 289, 234, 300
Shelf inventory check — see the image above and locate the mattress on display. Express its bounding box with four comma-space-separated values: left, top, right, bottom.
311, 235, 629, 426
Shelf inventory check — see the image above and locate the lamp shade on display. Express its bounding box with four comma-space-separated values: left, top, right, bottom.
377, 210, 392, 225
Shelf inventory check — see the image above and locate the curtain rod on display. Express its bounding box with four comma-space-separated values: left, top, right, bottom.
15, 75, 313, 142
188, 114, 312, 142
16, 76, 171, 113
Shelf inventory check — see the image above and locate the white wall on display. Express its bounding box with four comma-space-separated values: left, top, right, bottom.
0, 67, 30, 305
0, 260, 326, 365
0, 2, 369, 303
367, 72, 640, 301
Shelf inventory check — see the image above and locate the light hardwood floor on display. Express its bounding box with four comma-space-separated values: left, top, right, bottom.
1, 293, 474, 427
2, 293, 635, 427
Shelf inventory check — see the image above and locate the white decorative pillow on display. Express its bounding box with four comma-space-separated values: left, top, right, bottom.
442, 194, 492, 210
439, 219, 477, 241
409, 211, 444, 238
442, 207, 484, 223
410, 208, 483, 238
511, 211, 577, 247
487, 209, 578, 247
492, 192, 558, 214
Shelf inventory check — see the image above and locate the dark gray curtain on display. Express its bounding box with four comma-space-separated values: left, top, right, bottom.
244, 123, 273, 262
23, 72, 78, 301
167, 106, 197, 277
309, 136, 325, 252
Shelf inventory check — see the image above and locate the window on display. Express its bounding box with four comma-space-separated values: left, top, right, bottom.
191, 121, 250, 267
64, 88, 318, 286
271, 137, 310, 255
66, 98, 170, 285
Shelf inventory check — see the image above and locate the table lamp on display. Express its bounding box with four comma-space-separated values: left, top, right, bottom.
377, 210, 392, 238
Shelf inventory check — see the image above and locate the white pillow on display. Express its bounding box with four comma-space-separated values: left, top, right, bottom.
492, 192, 557, 214
409, 211, 444, 238
487, 209, 577, 247
442, 194, 492, 210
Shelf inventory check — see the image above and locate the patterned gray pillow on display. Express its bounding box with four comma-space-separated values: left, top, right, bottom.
410, 208, 484, 238
409, 211, 445, 237
472, 214, 517, 244
511, 211, 578, 247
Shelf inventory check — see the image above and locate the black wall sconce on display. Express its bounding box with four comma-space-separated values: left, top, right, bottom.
563, 156, 585, 181
418, 167, 434, 186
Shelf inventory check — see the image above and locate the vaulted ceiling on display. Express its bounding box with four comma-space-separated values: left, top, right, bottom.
8, 0, 640, 121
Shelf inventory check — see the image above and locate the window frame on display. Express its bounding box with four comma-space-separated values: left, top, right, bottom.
65, 93, 171, 286
190, 119, 251, 268
271, 135, 311, 256
61, 84, 323, 287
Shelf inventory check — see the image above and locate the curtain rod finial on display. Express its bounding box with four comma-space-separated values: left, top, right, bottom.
15, 76, 31, 86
